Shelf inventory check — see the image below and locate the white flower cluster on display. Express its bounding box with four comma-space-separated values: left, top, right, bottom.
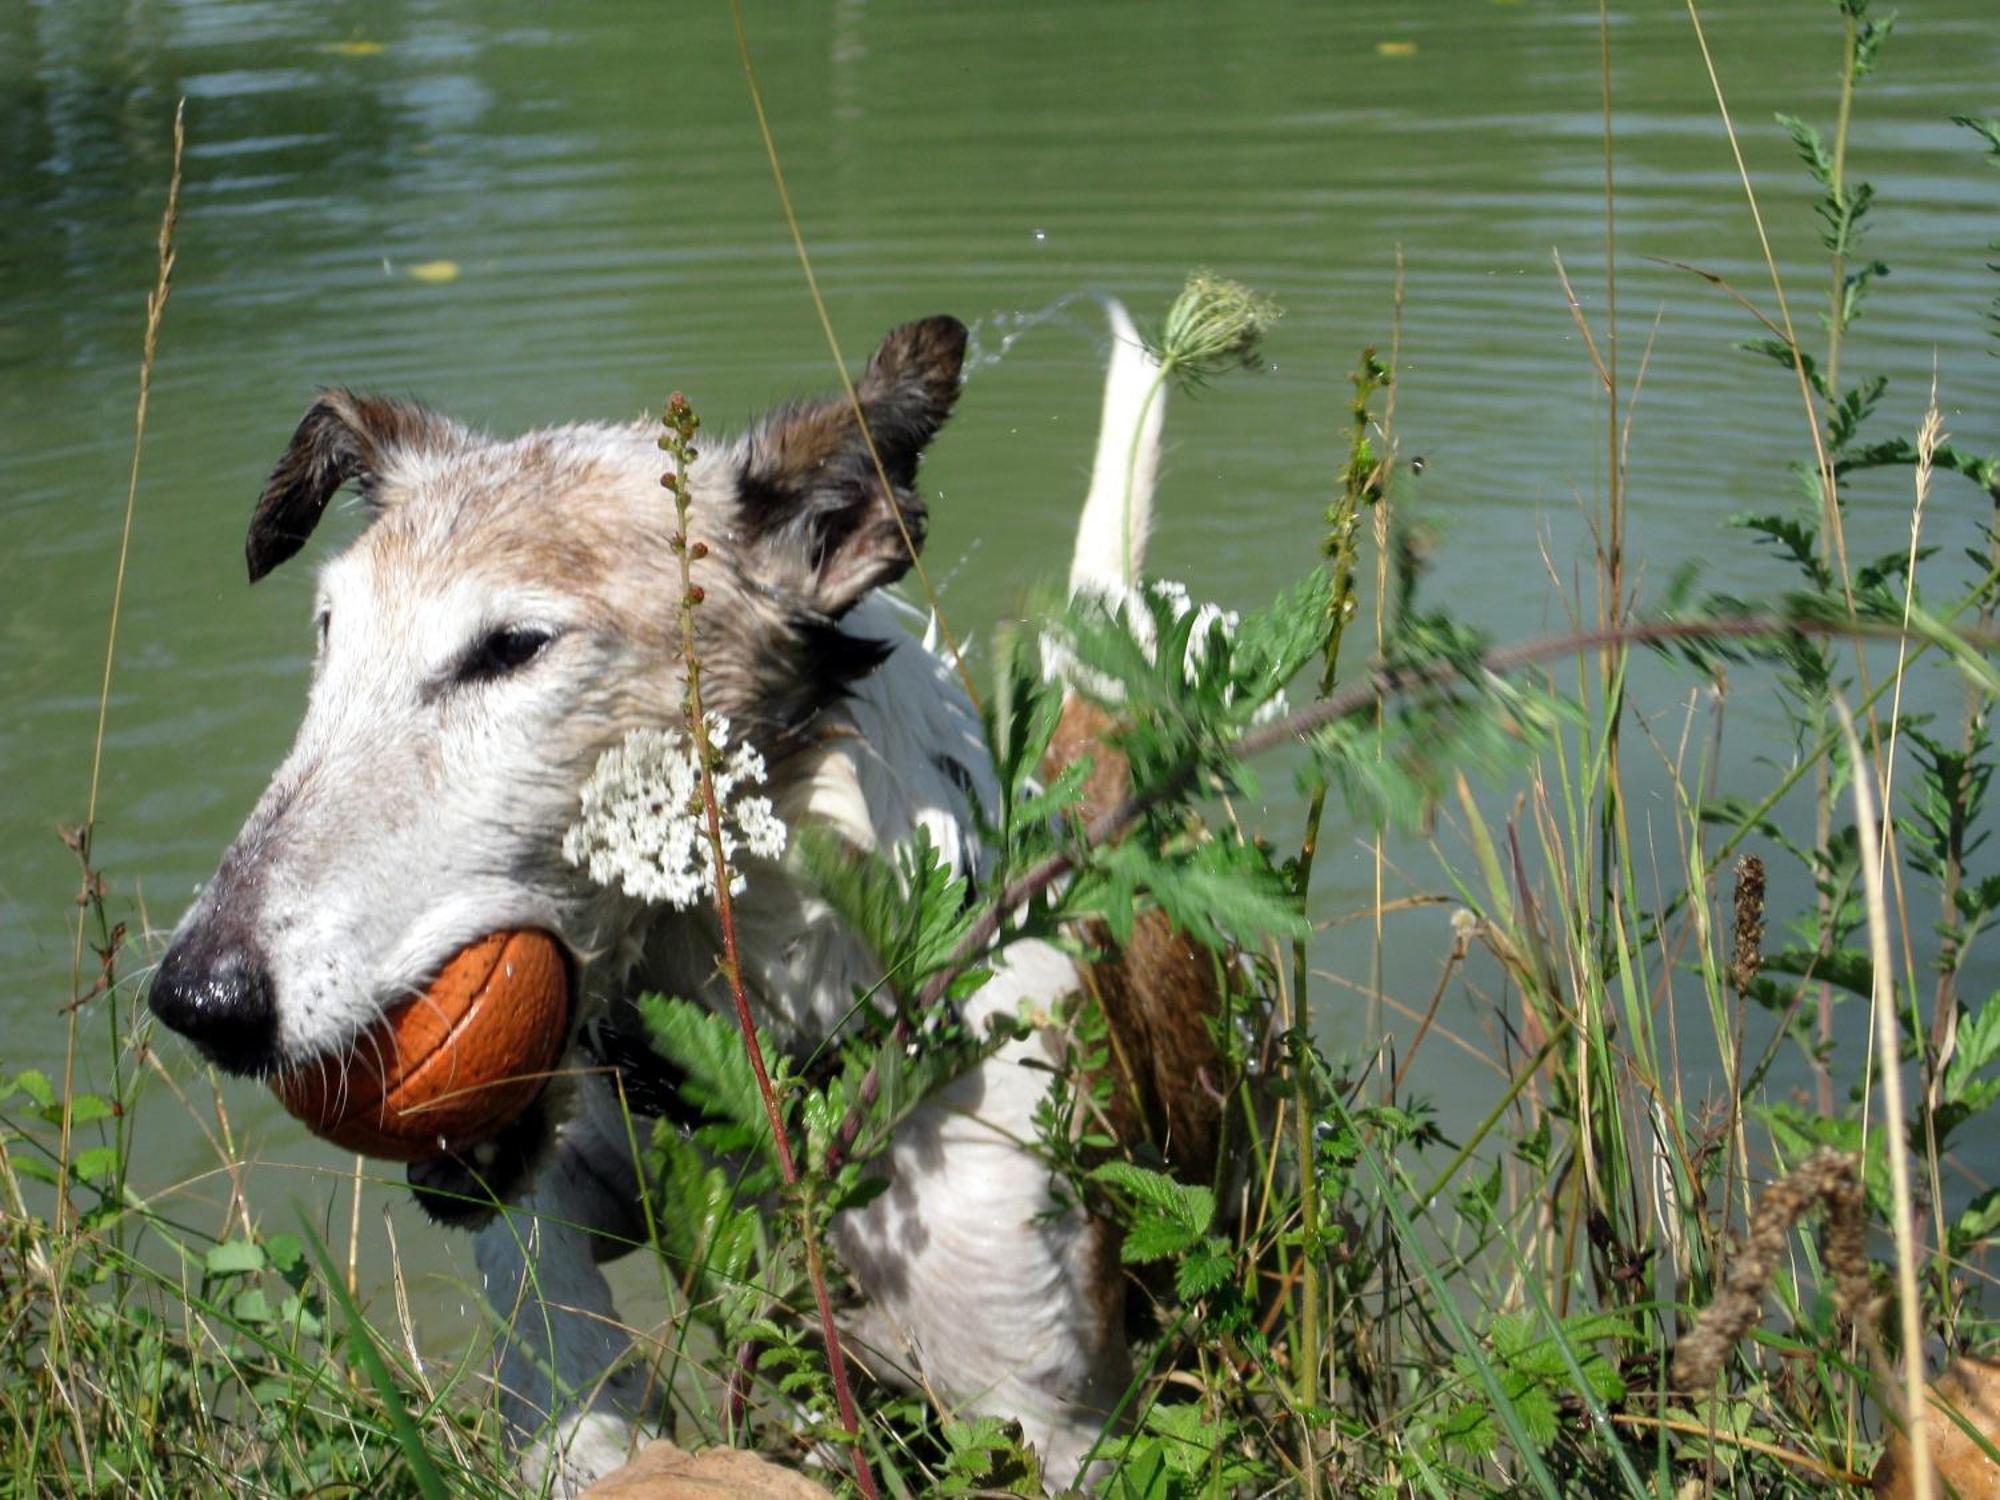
1132, 579, 1289, 725
1140, 579, 1238, 681
563, 716, 787, 909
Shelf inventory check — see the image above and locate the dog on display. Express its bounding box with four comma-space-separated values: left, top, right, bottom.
147, 301, 1226, 1493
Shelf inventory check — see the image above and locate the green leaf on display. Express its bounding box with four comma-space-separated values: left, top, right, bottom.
1093, 1161, 1216, 1270
1946, 997, 2000, 1085
263, 1231, 305, 1276
1144, 1402, 1217, 1478
1122, 1215, 1203, 1264
1092, 836, 1307, 951
1776, 112, 1833, 187
1092, 1161, 1214, 1234
795, 823, 977, 989
636, 992, 785, 1163
204, 1239, 266, 1277
1174, 1237, 1234, 1301
1759, 943, 1873, 1000
1951, 1188, 2000, 1255
71, 1145, 119, 1183
279, 1293, 324, 1340
65, 1092, 114, 1127
13, 1069, 54, 1111
11, 1155, 58, 1187
1739, 337, 1830, 400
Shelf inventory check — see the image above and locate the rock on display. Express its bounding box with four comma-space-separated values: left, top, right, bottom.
581, 1438, 831, 1498
1873, 1357, 2000, 1500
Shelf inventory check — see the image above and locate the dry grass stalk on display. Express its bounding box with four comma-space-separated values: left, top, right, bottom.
1839, 697, 1940, 1500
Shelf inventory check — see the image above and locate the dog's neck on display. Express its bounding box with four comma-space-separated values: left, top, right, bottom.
590, 595, 996, 1052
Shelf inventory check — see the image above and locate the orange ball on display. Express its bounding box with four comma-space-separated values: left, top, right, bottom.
273, 929, 570, 1161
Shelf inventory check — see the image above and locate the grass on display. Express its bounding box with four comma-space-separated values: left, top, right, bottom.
5, 3, 1998, 1497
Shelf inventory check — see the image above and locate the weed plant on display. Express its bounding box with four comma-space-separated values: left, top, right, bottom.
5, 4, 1999, 1497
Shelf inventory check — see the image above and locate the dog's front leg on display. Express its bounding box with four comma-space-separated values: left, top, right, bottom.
475, 1078, 653, 1495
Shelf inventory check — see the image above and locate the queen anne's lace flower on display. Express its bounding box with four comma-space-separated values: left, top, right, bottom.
563, 716, 787, 908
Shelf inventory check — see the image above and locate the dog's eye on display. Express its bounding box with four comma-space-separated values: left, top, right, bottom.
314, 608, 331, 650
458, 626, 555, 683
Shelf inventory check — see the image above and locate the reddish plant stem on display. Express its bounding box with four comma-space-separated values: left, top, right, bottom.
663, 395, 878, 1498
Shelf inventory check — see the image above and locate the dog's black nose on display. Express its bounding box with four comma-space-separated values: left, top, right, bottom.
148, 930, 280, 1075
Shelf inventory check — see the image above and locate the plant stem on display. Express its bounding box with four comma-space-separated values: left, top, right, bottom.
1834, 699, 1936, 1500
727, 0, 978, 716
59, 99, 182, 1238
662, 395, 878, 1498
1826, 11, 1858, 395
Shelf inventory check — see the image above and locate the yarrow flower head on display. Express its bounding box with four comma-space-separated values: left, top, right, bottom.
563, 715, 787, 909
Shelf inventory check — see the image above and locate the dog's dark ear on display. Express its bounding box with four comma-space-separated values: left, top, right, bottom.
246, 390, 454, 582
733, 315, 967, 617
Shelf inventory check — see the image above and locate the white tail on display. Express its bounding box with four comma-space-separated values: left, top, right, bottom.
1069, 299, 1165, 599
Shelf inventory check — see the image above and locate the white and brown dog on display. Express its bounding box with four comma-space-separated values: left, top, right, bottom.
148, 303, 1226, 1492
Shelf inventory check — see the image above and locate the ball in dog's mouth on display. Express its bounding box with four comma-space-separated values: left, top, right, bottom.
272, 928, 570, 1162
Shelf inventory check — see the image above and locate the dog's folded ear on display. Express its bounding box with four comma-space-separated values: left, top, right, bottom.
246, 390, 458, 582
732, 315, 967, 618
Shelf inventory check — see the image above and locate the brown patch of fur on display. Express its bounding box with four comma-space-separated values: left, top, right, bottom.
732, 315, 967, 618
1080, 1211, 1137, 1381
1044, 695, 1226, 1185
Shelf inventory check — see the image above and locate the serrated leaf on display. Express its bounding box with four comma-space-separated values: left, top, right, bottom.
795, 823, 977, 990
1092, 1161, 1214, 1233
1122, 1216, 1202, 1264
1174, 1238, 1234, 1300
1094, 836, 1307, 950
636, 992, 783, 1161
1144, 1402, 1216, 1477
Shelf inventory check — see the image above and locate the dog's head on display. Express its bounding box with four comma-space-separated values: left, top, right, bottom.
147, 316, 967, 1086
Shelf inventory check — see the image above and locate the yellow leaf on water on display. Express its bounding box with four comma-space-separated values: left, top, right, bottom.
316, 40, 385, 57
1376, 40, 1419, 57
405, 260, 461, 285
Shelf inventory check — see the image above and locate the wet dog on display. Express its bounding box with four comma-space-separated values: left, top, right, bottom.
148, 303, 1223, 1492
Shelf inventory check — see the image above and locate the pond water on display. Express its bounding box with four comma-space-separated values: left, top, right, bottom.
3, 0, 1996, 1327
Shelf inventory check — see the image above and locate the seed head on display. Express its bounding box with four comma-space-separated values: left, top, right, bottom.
1150, 271, 1281, 391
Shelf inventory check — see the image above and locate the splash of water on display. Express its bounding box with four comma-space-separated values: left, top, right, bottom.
960, 289, 1124, 381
